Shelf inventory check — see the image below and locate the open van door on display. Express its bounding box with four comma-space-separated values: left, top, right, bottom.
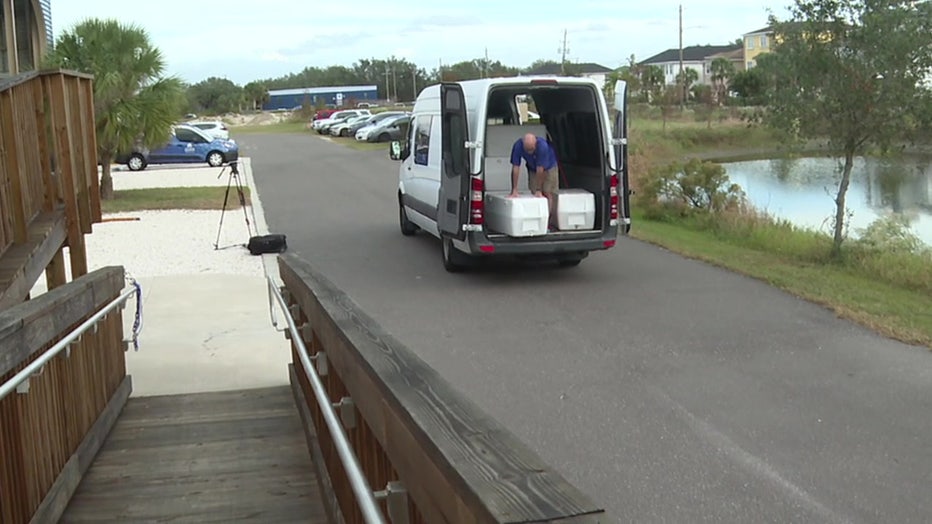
612, 80, 631, 233
438, 83, 471, 240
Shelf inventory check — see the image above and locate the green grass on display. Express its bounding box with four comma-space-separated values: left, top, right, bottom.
630, 210, 932, 348
102, 186, 251, 213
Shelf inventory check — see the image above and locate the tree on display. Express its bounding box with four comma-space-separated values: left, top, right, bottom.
187, 77, 244, 114
709, 57, 736, 105
730, 67, 768, 104
244, 81, 269, 110
44, 19, 185, 200
675, 68, 699, 105
759, 0, 932, 257
640, 65, 665, 103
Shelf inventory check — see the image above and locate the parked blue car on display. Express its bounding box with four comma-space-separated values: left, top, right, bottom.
117, 124, 238, 171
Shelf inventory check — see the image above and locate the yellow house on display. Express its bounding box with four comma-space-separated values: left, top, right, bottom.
1, 0, 53, 75
743, 26, 774, 69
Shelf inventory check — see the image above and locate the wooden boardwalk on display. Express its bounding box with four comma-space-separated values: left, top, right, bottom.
60, 386, 328, 524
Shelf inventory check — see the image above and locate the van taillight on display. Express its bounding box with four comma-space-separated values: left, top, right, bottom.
609, 174, 619, 225
470, 176, 484, 225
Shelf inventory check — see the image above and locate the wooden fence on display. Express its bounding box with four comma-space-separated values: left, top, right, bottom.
0, 70, 100, 309
279, 253, 607, 524
0, 266, 131, 524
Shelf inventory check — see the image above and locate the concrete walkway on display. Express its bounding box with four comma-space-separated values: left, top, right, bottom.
32, 159, 289, 397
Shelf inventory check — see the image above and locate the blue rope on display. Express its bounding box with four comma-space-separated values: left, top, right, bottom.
129, 278, 143, 351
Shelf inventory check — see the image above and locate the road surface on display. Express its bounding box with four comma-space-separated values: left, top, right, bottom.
241, 133, 931, 524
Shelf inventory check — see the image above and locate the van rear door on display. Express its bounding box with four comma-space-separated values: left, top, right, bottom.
613, 80, 631, 233
438, 83, 471, 241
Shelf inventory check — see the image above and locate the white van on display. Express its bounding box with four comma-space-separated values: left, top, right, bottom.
390, 76, 630, 271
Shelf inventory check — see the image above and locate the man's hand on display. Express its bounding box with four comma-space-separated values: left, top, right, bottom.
534, 190, 543, 198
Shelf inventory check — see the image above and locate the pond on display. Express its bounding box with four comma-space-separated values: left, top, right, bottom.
722, 155, 932, 247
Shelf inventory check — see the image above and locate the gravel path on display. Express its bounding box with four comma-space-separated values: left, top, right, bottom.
33, 162, 269, 293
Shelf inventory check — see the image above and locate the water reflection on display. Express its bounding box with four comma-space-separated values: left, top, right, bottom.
723, 155, 932, 246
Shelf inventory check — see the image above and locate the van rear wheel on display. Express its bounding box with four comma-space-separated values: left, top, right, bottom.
441, 237, 468, 273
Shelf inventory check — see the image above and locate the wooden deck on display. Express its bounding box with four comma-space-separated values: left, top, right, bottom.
60, 386, 328, 524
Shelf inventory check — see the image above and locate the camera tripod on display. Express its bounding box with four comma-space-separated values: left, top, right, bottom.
213, 161, 255, 250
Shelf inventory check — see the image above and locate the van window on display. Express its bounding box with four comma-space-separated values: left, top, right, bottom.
413, 115, 431, 166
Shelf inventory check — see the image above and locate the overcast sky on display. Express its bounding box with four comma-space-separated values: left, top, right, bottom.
51, 1, 789, 85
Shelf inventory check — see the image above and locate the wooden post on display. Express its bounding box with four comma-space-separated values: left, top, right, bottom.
45, 74, 88, 278
69, 77, 93, 235
33, 74, 56, 212
79, 78, 101, 223
0, 87, 28, 243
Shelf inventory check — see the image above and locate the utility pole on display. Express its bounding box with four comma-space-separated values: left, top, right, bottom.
384, 66, 391, 102
438, 58, 443, 82
391, 65, 398, 103
412, 66, 417, 100
679, 4, 685, 108
484, 47, 489, 78
558, 29, 570, 75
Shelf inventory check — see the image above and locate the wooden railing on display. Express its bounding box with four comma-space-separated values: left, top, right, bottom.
279, 253, 607, 524
0, 70, 100, 309
0, 266, 131, 524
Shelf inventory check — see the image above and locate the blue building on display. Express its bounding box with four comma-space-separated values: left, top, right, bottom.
264, 85, 379, 110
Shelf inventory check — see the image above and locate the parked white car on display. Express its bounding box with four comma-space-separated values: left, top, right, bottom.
329, 115, 371, 137
188, 121, 230, 140
312, 109, 370, 132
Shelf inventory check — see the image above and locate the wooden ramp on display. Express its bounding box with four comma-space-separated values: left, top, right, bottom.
60, 386, 328, 524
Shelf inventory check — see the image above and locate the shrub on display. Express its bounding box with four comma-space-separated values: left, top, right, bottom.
639, 159, 747, 219
855, 215, 925, 255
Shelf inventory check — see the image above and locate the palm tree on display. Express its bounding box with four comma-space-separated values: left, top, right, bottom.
709, 58, 737, 106
45, 19, 185, 199
675, 68, 699, 105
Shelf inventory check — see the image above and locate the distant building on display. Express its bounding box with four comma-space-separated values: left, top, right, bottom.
264, 85, 379, 110
1, 0, 53, 75
639, 45, 743, 86
742, 26, 774, 69
525, 62, 614, 89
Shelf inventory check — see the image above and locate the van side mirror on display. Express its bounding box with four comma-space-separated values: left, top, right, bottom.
390, 141, 402, 160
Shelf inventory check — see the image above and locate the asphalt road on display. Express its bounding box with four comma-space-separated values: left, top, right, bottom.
241, 133, 931, 524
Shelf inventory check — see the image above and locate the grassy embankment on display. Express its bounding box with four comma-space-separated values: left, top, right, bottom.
627, 112, 931, 348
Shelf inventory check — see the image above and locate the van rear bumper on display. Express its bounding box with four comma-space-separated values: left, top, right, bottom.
465, 229, 619, 256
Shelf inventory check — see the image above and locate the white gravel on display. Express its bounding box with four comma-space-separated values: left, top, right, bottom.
109, 164, 234, 190
31, 160, 272, 294
87, 210, 264, 278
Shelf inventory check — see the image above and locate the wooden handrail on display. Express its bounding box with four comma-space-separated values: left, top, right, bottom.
279, 253, 606, 523
0, 266, 130, 524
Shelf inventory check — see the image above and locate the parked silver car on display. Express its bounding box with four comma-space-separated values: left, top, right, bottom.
355, 113, 411, 142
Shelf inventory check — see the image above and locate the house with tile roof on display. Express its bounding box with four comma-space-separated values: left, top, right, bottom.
639, 45, 743, 86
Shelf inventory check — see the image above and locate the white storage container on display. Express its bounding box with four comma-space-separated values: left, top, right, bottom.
484, 192, 549, 237
556, 189, 596, 230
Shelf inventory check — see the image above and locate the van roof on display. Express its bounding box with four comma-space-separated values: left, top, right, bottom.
415, 75, 602, 104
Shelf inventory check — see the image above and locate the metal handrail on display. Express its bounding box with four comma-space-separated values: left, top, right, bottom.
267, 276, 387, 524
0, 286, 138, 401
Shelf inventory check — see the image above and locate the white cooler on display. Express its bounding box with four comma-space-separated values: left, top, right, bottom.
484, 192, 549, 237
556, 189, 595, 230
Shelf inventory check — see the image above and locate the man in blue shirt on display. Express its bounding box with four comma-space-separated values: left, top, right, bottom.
509, 133, 559, 225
